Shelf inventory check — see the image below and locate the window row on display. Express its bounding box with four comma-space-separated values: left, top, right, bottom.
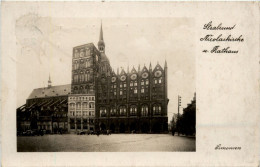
73, 73, 93, 83
69, 96, 95, 101
69, 102, 94, 109
99, 105, 162, 117
69, 111, 95, 116
72, 60, 92, 70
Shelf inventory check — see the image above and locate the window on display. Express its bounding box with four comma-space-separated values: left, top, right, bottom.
70, 103, 75, 109
89, 102, 94, 109
85, 71, 90, 82
120, 84, 122, 88
114, 91, 117, 96
76, 102, 81, 109
82, 102, 87, 109
74, 75, 78, 83
153, 104, 161, 115
134, 81, 137, 86
130, 81, 133, 86
120, 90, 123, 95
158, 78, 162, 84
80, 74, 84, 83
119, 106, 126, 116
114, 84, 117, 88
110, 108, 116, 116
146, 80, 149, 85
86, 59, 90, 67
100, 107, 107, 117
134, 88, 137, 94
141, 88, 144, 93
124, 83, 126, 87
141, 105, 149, 116
130, 106, 137, 116
141, 80, 144, 85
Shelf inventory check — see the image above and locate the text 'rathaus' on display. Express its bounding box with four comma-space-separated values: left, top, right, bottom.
17, 24, 169, 134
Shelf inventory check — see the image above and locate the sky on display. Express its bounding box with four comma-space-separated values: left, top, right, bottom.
16, 15, 195, 122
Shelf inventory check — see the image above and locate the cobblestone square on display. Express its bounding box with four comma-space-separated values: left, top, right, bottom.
17, 134, 195, 152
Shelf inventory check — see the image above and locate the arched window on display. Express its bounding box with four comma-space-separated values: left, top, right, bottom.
79, 72, 84, 83
74, 75, 78, 83
100, 107, 107, 117
130, 105, 137, 116
70, 103, 75, 109
86, 59, 90, 68
141, 105, 148, 116
110, 108, 116, 117
119, 106, 126, 116
153, 104, 161, 115
85, 71, 90, 82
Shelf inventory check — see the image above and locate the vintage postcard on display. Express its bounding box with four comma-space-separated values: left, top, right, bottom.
1, 1, 259, 167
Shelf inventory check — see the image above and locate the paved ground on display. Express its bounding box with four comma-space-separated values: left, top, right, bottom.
17, 134, 195, 152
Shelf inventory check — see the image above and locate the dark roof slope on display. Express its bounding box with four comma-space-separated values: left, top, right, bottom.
27, 84, 71, 99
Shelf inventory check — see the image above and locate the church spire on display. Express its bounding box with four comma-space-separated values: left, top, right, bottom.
99, 21, 104, 41
98, 21, 105, 53
48, 73, 52, 88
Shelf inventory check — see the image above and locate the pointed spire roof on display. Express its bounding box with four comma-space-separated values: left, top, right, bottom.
48, 73, 52, 88
98, 21, 105, 48
99, 21, 104, 41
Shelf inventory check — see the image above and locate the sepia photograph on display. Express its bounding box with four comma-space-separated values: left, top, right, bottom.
2, 1, 259, 167
16, 17, 196, 152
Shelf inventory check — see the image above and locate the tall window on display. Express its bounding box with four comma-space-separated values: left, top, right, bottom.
146, 79, 149, 85
130, 81, 133, 86
69, 103, 75, 109
141, 105, 149, 116
130, 106, 137, 116
141, 87, 144, 93
153, 104, 161, 115
76, 102, 81, 110
86, 59, 90, 68
119, 106, 126, 116
134, 88, 138, 94
89, 102, 94, 109
110, 108, 116, 117
85, 71, 90, 82
79, 72, 84, 83
82, 102, 87, 109
100, 107, 107, 117
158, 77, 162, 84
74, 75, 78, 83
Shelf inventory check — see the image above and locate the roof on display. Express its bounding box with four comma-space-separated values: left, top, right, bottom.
100, 52, 109, 63
27, 84, 71, 99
